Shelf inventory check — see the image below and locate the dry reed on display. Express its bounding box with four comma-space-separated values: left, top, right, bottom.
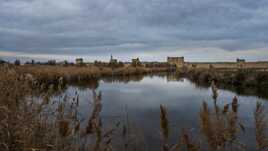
1, 65, 268, 151
255, 101, 268, 151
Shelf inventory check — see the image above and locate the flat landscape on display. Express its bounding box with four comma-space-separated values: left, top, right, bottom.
1, 60, 268, 151
1, 0, 268, 151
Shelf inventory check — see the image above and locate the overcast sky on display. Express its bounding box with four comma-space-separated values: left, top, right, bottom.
1, 0, 268, 62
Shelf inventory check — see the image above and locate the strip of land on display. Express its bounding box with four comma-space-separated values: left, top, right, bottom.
1, 56, 268, 90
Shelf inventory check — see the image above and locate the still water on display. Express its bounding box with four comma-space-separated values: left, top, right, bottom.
53, 74, 268, 150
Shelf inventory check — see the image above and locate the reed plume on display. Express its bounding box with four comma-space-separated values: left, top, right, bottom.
181, 130, 200, 151
232, 96, 238, 113
199, 102, 214, 148
200, 96, 244, 151
222, 104, 229, 114
255, 101, 268, 151
58, 120, 70, 137
211, 80, 218, 101
160, 105, 169, 144
86, 90, 102, 134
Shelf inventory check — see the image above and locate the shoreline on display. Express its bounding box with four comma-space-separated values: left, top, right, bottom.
2, 64, 268, 94
2, 64, 170, 89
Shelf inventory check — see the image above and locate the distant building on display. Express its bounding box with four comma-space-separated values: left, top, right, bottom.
237, 58, 246, 63
76, 58, 83, 65
237, 58, 246, 68
131, 58, 141, 67
110, 55, 118, 64
167, 57, 184, 67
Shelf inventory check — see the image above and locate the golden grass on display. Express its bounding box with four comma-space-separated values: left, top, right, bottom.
1, 65, 268, 151
198, 83, 246, 151
160, 105, 169, 142
18, 65, 166, 78
11, 65, 168, 91
255, 101, 268, 150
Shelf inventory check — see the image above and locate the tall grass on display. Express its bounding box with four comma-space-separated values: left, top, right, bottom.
15, 65, 168, 86
1, 65, 268, 151
185, 67, 268, 89
199, 82, 245, 151
255, 101, 268, 151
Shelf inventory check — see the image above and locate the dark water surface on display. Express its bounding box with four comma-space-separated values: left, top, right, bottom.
52, 74, 268, 150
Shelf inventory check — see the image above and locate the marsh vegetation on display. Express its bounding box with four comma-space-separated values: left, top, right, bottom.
1, 65, 268, 151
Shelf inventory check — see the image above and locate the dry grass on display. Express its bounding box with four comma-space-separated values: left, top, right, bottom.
17, 65, 166, 78
160, 105, 169, 142
199, 84, 245, 151
1, 65, 268, 151
12, 65, 168, 91
160, 105, 200, 151
211, 80, 218, 100
185, 67, 268, 89
255, 101, 268, 151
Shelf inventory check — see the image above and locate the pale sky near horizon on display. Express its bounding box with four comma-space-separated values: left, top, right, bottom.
1, 0, 268, 62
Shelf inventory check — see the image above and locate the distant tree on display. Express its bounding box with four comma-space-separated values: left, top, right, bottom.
47, 60, 56, 65
0, 59, 6, 64
14, 59, 20, 66
31, 59, 35, 65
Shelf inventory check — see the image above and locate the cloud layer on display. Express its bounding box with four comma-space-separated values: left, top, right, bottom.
0, 0, 268, 61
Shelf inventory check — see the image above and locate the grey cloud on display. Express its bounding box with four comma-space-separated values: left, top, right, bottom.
0, 0, 268, 60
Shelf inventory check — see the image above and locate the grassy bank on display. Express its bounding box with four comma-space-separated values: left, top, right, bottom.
7, 64, 169, 89
5, 64, 268, 91
181, 68, 268, 88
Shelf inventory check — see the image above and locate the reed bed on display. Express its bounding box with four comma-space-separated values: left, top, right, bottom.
255, 101, 268, 151
12, 65, 168, 90
183, 68, 268, 89
1, 65, 268, 151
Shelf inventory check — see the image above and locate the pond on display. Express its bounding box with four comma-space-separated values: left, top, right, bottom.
49, 74, 268, 150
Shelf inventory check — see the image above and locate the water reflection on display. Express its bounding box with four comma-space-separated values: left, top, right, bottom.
58, 73, 268, 100
47, 74, 268, 150
191, 79, 268, 100
68, 79, 99, 90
